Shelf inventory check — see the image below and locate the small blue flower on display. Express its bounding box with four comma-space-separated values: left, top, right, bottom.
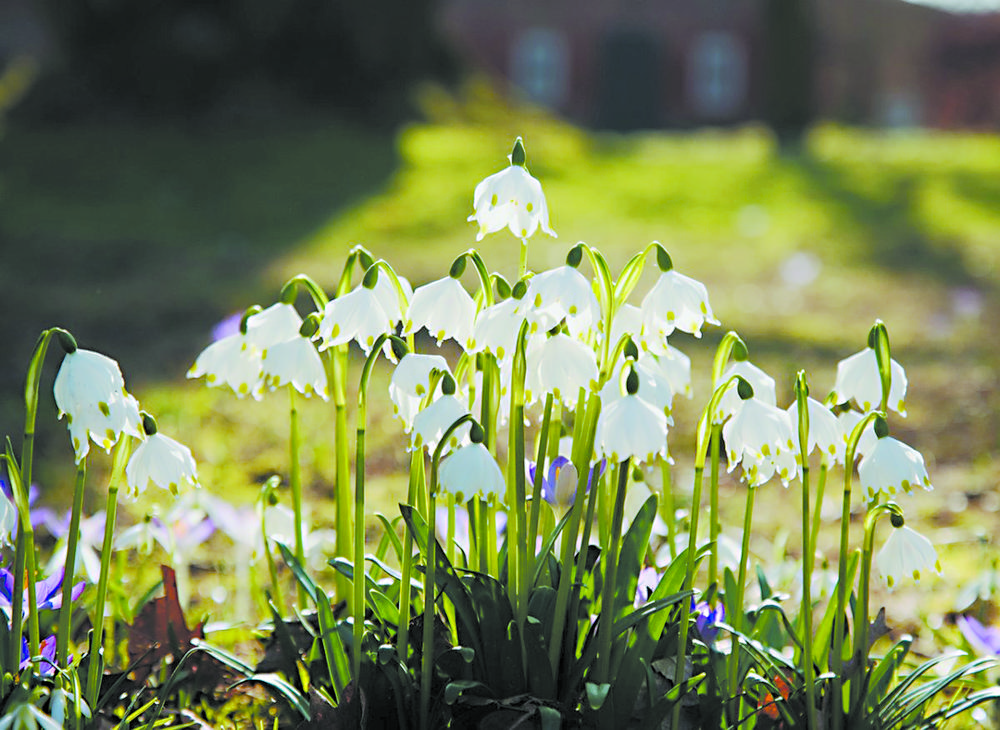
528, 456, 605, 507
692, 599, 724, 645
0, 567, 85, 623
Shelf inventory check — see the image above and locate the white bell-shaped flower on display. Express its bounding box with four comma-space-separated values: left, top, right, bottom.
439, 442, 506, 504
786, 397, 846, 464
188, 329, 264, 400
715, 360, 776, 423
318, 285, 393, 354
411, 395, 471, 453
741, 446, 799, 487
372, 272, 412, 325
642, 341, 692, 399
837, 410, 878, 460
876, 525, 941, 589
262, 335, 329, 399
831, 347, 907, 415
641, 267, 718, 340
516, 265, 601, 339
526, 333, 599, 407
595, 391, 670, 464
599, 355, 676, 418
468, 142, 556, 241
858, 435, 932, 499
125, 420, 198, 497
469, 298, 525, 361
54, 348, 143, 461
404, 277, 476, 348
389, 353, 451, 431
610, 304, 642, 351
722, 396, 796, 486
245, 303, 302, 349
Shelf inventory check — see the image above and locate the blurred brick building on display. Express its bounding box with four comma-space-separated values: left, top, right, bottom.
437, 0, 1000, 130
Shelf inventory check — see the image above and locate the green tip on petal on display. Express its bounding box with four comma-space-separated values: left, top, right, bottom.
510, 137, 526, 167
56, 329, 78, 354
655, 243, 673, 272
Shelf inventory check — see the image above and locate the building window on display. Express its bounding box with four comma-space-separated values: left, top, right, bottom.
688, 31, 748, 119
510, 27, 570, 109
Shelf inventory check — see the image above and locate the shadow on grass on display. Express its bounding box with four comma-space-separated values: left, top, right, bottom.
0, 117, 399, 444
792, 152, 984, 288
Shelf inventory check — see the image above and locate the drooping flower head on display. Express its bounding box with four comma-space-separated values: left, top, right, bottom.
525, 333, 599, 407
53, 334, 142, 462
404, 276, 477, 349
857, 419, 932, 499
125, 413, 199, 497
188, 307, 265, 400
439, 439, 506, 505
411, 375, 472, 453
468, 137, 556, 241
876, 520, 941, 589
640, 247, 718, 340
831, 343, 907, 416
516, 262, 601, 340
722, 379, 796, 487
786, 397, 847, 465
389, 353, 452, 432
317, 281, 393, 355
595, 364, 671, 464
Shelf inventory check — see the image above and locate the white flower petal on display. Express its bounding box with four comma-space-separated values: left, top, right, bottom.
245, 303, 303, 350
404, 277, 476, 348
468, 164, 556, 241
439, 443, 506, 504
831, 347, 908, 415
318, 286, 393, 353
876, 525, 941, 589
526, 334, 598, 407
262, 336, 329, 399
641, 268, 718, 340
596, 393, 670, 464
858, 436, 932, 499
125, 433, 198, 496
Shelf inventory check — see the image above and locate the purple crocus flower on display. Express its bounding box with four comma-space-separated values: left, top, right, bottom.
0, 567, 85, 623
212, 312, 244, 342
0, 480, 58, 534
957, 615, 1000, 656
692, 599, 725, 644
528, 456, 606, 507
634, 566, 662, 608
20, 634, 57, 675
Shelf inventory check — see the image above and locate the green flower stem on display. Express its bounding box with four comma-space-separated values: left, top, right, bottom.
420, 414, 475, 730
331, 345, 352, 601
10, 327, 62, 671
853, 502, 902, 710
810, 462, 829, 562
289, 387, 307, 608
353, 333, 390, 680
831, 411, 884, 730
726, 485, 757, 725
519, 238, 529, 279
4, 446, 39, 670
708, 425, 722, 588
58, 460, 87, 666
259, 480, 285, 613
507, 322, 529, 618
548, 391, 600, 676
672, 376, 740, 730
794, 372, 818, 730
595, 458, 631, 683
486, 503, 499, 576
661, 460, 676, 560
420, 489, 438, 730
446, 494, 456, 567
527, 393, 554, 569
396, 451, 425, 663
86, 438, 129, 708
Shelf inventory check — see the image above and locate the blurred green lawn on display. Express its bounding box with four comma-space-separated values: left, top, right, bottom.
1, 90, 998, 634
